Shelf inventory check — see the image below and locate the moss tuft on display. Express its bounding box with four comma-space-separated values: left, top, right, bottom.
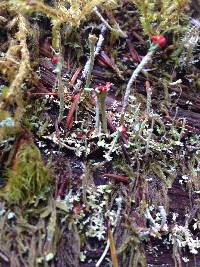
3, 142, 51, 205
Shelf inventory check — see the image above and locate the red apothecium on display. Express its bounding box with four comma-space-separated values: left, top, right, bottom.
151, 35, 167, 47
51, 56, 59, 64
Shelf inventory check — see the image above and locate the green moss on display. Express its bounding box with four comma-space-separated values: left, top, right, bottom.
3, 142, 51, 205
131, 0, 190, 36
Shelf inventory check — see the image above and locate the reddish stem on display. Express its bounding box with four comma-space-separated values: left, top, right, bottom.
103, 173, 129, 183
127, 39, 141, 63
69, 66, 82, 86
66, 92, 81, 128
27, 92, 58, 97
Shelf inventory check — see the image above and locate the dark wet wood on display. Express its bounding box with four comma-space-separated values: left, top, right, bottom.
146, 177, 200, 267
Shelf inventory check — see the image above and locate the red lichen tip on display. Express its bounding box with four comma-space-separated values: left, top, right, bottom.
151, 35, 159, 42
95, 85, 103, 90
51, 56, 59, 64
121, 126, 126, 133
151, 35, 167, 47
95, 85, 108, 93
95, 82, 113, 93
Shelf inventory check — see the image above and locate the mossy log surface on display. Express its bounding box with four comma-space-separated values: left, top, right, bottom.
0, 1, 200, 267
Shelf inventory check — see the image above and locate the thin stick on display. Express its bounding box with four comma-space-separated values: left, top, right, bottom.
145, 81, 152, 116
57, 59, 64, 122
101, 104, 108, 133
85, 34, 98, 88
96, 197, 122, 267
99, 96, 108, 133
95, 95, 100, 133
93, 7, 127, 38
120, 45, 158, 125
52, 28, 65, 123
96, 241, 110, 267
75, 25, 106, 91
145, 117, 154, 155
94, 25, 106, 56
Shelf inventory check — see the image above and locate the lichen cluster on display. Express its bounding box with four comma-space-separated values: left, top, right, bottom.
0, 0, 200, 266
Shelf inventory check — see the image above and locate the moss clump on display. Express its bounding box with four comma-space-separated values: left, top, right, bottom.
131, 0, 190, 35
3, 142, 51, 205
